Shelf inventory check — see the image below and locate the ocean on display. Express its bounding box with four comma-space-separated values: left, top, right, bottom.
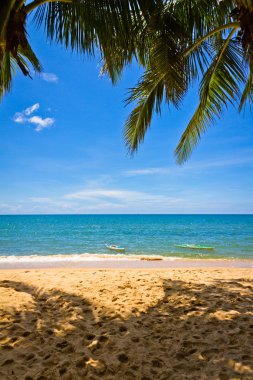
0, 214, 252, 260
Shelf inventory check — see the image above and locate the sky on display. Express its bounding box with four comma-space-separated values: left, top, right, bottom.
0, 19, 253, 214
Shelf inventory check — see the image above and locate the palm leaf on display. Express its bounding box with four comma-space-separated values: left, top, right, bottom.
18, 38, 42, 74
175, 28, 245, 163
170, 0, 234, 39
124, 2, 220, 154
124, 70, 165, 153
123, 0, 241, 157
0, 42, 41, 99
31, 0, 156, 80
0, 51, 12, 98
239, 71, 253, 111
0, 0, 16, 39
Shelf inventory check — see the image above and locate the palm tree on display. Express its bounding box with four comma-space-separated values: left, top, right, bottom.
0, 0, 155, 99
1, 1, 252, 163
125, 0, 253, 163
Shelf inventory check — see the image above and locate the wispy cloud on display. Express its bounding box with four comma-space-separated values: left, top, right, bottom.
124, 154, 253, 176
13, 103, 40, 123
64, 188, 182, 210
0, 203, 22, 213
24, 103, 40, 116
65, 189, 142, 201
125, 167, 169, 176
193, 155, 253, 169
41, 72, 59, 83
28, 116, 55, 132
29, 197, 52, 203
2, 181, 253, 214
13, 113, 26, 124
23, 187, 182, 213
13, 103, 55, 132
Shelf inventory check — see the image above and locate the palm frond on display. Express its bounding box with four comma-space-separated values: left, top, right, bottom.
123, 0, 242, 158
0, 51, 12, 98
32, 0, 156, 80
18, 38, 42, 74
0, 0, 16, 39
124, 70, 165, 153
0, 42, 41, 99
170, 0, 234, 40
239, 71, 253, 112
123, 1, 221, 154
175, 29, 245, 164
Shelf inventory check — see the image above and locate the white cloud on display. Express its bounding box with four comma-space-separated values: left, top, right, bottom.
65, 189, 142, 201
13, 103, 40, 123
25, 186, 181, 213
2, 180, 253, 214
64, 188, 182, 209
41, 72, 59, 83
13, 103, 55, 132
193, 155, 253, 169
124, 154, 253, 177
13, 113, 26, 123
125, 167, 169, 176
24, 103, 40, 116
0, 203, 23, 213
29, 197, 52, 203
29, 116, 55, 132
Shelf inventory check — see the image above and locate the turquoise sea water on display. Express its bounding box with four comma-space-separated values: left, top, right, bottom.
0, 214, 252, 259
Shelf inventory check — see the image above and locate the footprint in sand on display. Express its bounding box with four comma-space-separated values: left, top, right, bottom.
117, 353, 129, 363
119, 325, 128, 333
86, 333, 96, 341
2, 358, 14, 366
151, 358, 164, 368
26, 353, 35, 361
98, 335, 108, 343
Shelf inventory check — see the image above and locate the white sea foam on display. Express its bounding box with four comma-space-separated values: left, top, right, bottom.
0, 254, 252, 269
0, 253, 177, 264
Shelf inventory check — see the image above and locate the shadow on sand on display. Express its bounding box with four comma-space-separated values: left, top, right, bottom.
0, 276, 253, 379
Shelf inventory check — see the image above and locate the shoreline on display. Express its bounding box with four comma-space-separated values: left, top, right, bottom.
0, 253, 253, 269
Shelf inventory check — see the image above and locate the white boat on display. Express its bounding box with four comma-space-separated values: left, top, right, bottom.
175, 244, 215, 251
105, 244, 125, 253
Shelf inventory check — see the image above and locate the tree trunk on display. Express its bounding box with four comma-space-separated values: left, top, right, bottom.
0, 0, 29, 75
234, 1, 253, 52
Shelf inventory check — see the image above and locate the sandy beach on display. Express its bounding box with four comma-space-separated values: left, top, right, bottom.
0, 266, 253, 380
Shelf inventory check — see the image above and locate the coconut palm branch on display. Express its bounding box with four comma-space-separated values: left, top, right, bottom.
124, 0, 253, 162
0, 0, 156, 98
239, 71, 253, 111
1, 0, 253, 163
0, 1, 42, 98
176, 30, 245, 163
125, 1, 236, 153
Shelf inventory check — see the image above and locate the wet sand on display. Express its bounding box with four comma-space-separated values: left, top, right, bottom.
0, 254, 253, 270
0, 267, 253, 379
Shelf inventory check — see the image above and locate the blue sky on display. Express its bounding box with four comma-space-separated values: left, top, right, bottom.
0, 22, 253, 214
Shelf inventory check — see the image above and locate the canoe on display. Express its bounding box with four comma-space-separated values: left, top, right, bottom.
105, 244, 125, 253
175, 244, 215, 251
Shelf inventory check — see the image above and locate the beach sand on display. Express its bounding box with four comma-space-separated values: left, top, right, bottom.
0, 267, 253, 379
